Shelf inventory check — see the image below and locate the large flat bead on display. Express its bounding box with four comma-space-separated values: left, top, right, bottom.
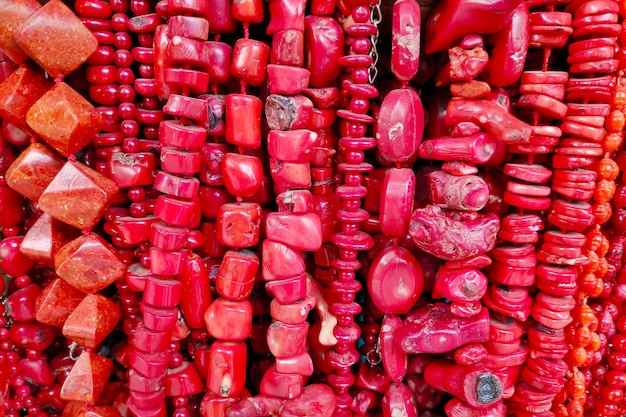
376, 88, 423, 163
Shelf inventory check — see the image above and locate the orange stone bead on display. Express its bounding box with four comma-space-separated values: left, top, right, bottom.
38, 160, 119, 230
60, 351, 113, 404
14, 0, 98, 79
0, 67, 53, 135
20, 213, 80, 264
62, 294, 121, 349
35, 278, 85, 328
6, 143, 65, 202
26, 82, 103, 157
0, 0, 41, 63
54, 233, 126, 293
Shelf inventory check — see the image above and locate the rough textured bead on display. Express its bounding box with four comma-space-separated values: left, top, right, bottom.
304, 16, 343, 87
35, 278, 85, 327
0, 0, 41, 63
60, 352, 113, 404
391, 0, 421, 81
265, 213, 323, 251
62, 294, 121, 348
207, 341, 247, 396
204, 298, 252, 341
39, 160, 119, 230
216, 249, 259, 300
54, 233, 126, 293
271, 29, 304, 66
231, 38, 270, 86
0, 67, 53, 135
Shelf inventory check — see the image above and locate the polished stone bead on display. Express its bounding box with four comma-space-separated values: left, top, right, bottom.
62, 294, 121, 349
74, 405, 122, 417
260, 364, 304, 399
127, 368, 165, 393
35, 278, 85, 328
199, 393, 239, 417
159, 120, 207, 151
132, 323, 171, 354
204, 298, 252, 341
140, 305, 178, 332
380, 168, 416, 237
267, 322, 309, 358
262, 240, 306, 281
143, 276, 182, 308
382, 382, 418, 417
60, 352, 113, 404
149, 246, 188, 275
199, 142, 229, 187
221, 153, 263, 197
391, 0, 421, 81
271, 29, 304, 66
54, 233, 126, 293
275, 352, 314, 376
205, 42, 233, 85
0, 67, 53, 135
130, 349, 169, 379
267, 0, 306, 34
265, 213, 322, 251
304, 16, 343, 87
9, 320, 56, 350
110, 216, 159, 247
14, 0, 98, 78
160, 147, 201, 176
107, 152, 156, 188
198, 186, 235, 220
179, 253, 212, 329
231, 38, 270, 86
368, 246, 424, 315
39, 160, 118, 230
168, 15, 209, 41
149, 221, 188, 251
0, 185, 22, 229
153, 195, 198, 227
216, 249, 259, 300
165, 361, 204, 396
153, 171, 199, 200
202, 94, 227, 136
225, 94, 262, 149
267, 129, 318, 163
0, 0, 40, 63
265, 94, 314, 131
205, 0, 237, 33
26, 82, 102, 157
6, 283, 40, 322
20, 213, 80, 264
207, 341, 247, 396
200, 221, 228, 258
376, 89, 424, 163
267, 65, 310, 95
163, 94, 208, 123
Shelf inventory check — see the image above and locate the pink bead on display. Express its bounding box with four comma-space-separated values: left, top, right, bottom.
260, 364, 304, 399
153, 171, 199, 200
143, 276, 182, 308
149, 247, 188, 275
271, 30, 304, 66
265, 213, 322, 251
367, 246, 424, 315
160, 147, 201, 176
275, 352, 314, 376
380, 315, 408, 382
225, 94, 262, 149
221, 153, 263, 197
204, 298, 252, 341
207, 341, 247, 396
216, 250, 259, 301
265, 274, 307, 304
276, 189, 313, 213
267, 322, 309, 358
125, 263, 150, 292
267, 0, 306, 34
205, 0, 236, 33
304, 16, 343, 87
267, 129, 318, 163
382, 382, 418, 417
270, 296, 316, 324
128, 369, 165, 393
231, 39, 270, 86
270, 159, 312, 193
164, 68, 210, 95
262, 240, 306, 281
165, 36, 211, 71
375, 89, 424, 163
391, 0, 421, 82
428, 170, 489, 211
267, 65, 310, 95
266, 94, 314, 131
380, 168, 416, 238
153, 195, 198, 227
168, 16, 209, 41
7, 284, 40, 322
163, 94, 208, 123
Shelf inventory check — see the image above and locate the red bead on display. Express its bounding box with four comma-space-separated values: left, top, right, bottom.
304, 16, 343, 87
0, 67, 53, 135
60, 352, 113, 404
266, 213, 323, 251
267, 65, 310, 95
221, 153, 264, 198
271, 30, 304, 67
160, 147, 201, 176
225, 94, 262, 149
216, 250, 259, 300
207, 341, 247, 396
62, 294, 121, 349
35, 278, 85, 328
108, 152, 156, 188
204, 298, 252, 341
231, 39, 270, 86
